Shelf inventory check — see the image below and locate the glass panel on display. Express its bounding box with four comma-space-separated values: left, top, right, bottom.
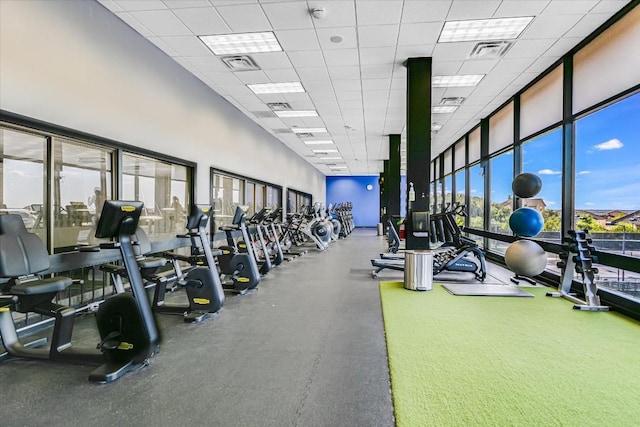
454, 169, 466, 227
435, 180, 442, 212
0, 128, 46, 243
575, 92, 640, 300
573, 6, 640, 114
443, 149, 452, 175
454, 139, 465, 171
54, 139, 113, 251
489, 102, 514, 154
245, 182, 255, 216
468, 163, 484, 246
468, 127, 481, 163
122, 152, 191, 239
521, 128, 563, 245
212, 173, 244, 232
489, 151, 513, 255
520, 66, 563, 139
443, 175, 452, 210
255, 183, 265, 212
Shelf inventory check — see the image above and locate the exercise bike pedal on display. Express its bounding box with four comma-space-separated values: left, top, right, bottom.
183, 311, 209, 323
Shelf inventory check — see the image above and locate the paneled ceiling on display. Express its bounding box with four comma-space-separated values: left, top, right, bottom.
97, 0, 630, 175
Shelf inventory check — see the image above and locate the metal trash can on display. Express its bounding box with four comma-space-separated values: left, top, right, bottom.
404, 250, 433, 291
377, 223, 383, 236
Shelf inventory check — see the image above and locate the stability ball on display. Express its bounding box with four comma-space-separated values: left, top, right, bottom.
505, 240, 547, 277
509, 207, 544, 237
512, 173, 542, 198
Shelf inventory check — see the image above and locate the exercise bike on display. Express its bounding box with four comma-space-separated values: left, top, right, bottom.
0, 201, 159, 383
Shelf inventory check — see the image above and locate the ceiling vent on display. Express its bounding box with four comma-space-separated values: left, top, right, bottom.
296, 132, 314, 139
267, 102, 292, 111
440, 97, 465, 106
221, 55, 260, 71
468, 41, 512, 59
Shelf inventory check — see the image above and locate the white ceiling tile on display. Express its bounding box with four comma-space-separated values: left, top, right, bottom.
458, 59, 497, 74
563, 13, 612, 38
203, 71, 242, 85
296, 66, 331, 81
362, 79, 391, 91
216, 4, 271, 32
114, 12, 155, 37
264, 68, 300, 82
432, 60, 463, 75
115, 0, 167, 11
287, 50, 325, 67
446, 1, 501, 20
527, 56, 558, 72
187, 55, 228, 72
401, 0, 452, 23
541, 37, 582, 57
336, 90, 363, 101
233, 70, 269, 84
307, 1, 357, 28
129, 10, 192, 36
98, 0, 124, 13
491, 57, 536, 74
172, 56, 198, 71
356, 0, 403, 25
339, 100, 364, 110
441, 86, 476, 98
328, 66, 360, 80
591, 0, 631, 13
358, 25, 399, 48
360, 64, 393, 79
323, 49, 360, 66
261, 1, 314, 30
395, 44, 435, 62
255, 93, 287, 103
432, 41, 477, 61
147, 36, 179, 56
172, 7, 230, 35
210, 0, 258, 5
164, 0, 212, 7
316, 27, 358, 50
331, 79, 362, 92
275, 29, 321, 51
521, 14, 584, 39
359, 47, 396, 65
282, 92, 313, 104
248, 52, 293, 70
161, 36, 213, 56
541, 0, 599, 15
503, 38, 556, 59
398, 22, 443, 46
493, 1, 550, 17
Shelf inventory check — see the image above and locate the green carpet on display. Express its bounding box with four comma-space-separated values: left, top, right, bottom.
380, 281, 640, 426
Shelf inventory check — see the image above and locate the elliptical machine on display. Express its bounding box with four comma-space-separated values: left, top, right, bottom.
0, 201, 159, 383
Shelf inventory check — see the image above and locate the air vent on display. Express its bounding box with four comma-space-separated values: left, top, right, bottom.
296, 133, 314, 139
252, 111, 276, 118
221, 55, 260, 71
440, 97, 465, 106
468, 41, 512, 59
267, 102, 292, 111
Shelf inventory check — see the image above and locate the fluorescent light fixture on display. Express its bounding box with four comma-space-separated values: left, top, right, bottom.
439, 17, 534, 43
199, 32, 282, 55
312, 149, 338, 153
432, 106, 458, 114
329, 165, 348, 169
293, 127, 327, 133
303, 140, 334, 145
432, 75, 484, 87
319, 156, 343, 160
274, 110, 318, 118
248, 82, 305, 94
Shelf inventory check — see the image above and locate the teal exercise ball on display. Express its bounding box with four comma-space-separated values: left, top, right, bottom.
509, 207, 544, 237
512, 173, 542, 198
505, 240, 547, 277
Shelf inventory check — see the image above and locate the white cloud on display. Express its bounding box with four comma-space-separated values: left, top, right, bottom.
538, 169, 560, 175
593, 138, 623, 151
585, 202, 595, 205
578, 170, 591, 175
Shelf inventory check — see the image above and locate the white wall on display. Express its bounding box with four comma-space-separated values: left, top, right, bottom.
0, 0, 326, 206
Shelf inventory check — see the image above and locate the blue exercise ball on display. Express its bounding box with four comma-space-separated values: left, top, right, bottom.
509, 207, 544, 237
512, 173, 542, 198
505, 240, 547, 277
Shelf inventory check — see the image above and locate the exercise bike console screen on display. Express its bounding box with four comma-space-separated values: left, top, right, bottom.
95, 200, 143, 239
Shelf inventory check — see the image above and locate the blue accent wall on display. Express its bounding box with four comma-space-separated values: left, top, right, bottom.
326, 176, 380, 227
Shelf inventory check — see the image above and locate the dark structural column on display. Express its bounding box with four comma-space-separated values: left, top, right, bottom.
561, 55, 575, 239
379, 160, 388, 225
387, 134, 401, 226
405, 57, 431, 250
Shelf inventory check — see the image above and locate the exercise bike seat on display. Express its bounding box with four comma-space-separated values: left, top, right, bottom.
8, 277, 72, 295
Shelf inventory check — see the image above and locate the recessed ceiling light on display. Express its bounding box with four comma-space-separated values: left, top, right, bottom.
199, 32, 282, 55
293, 127, 327, 133
432, 75, 484, 87
438, 17, 534, 43
248, 82, 305, 94
312, 149, 338, 153
274, 110, 319, 118
303, 140, 334, 145
319, 156, 343, 160
432, 106, 458, 114
267, 102, 292, 111
329, 165, 348, 169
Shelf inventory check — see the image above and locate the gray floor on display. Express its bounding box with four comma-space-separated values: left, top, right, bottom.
0, 229, 396, 427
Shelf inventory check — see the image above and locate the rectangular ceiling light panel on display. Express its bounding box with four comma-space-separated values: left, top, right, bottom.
293, 127, 327, 133
319, 156, 343, 160
439, 17, 534, 43
303, 140, 334, 145
248, 82, 305, 94
199, 32, 282, 55
275, 110, 319, 118
312, 149, 338, 153
432, 106, 458, 114
432, 75, 484, 87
